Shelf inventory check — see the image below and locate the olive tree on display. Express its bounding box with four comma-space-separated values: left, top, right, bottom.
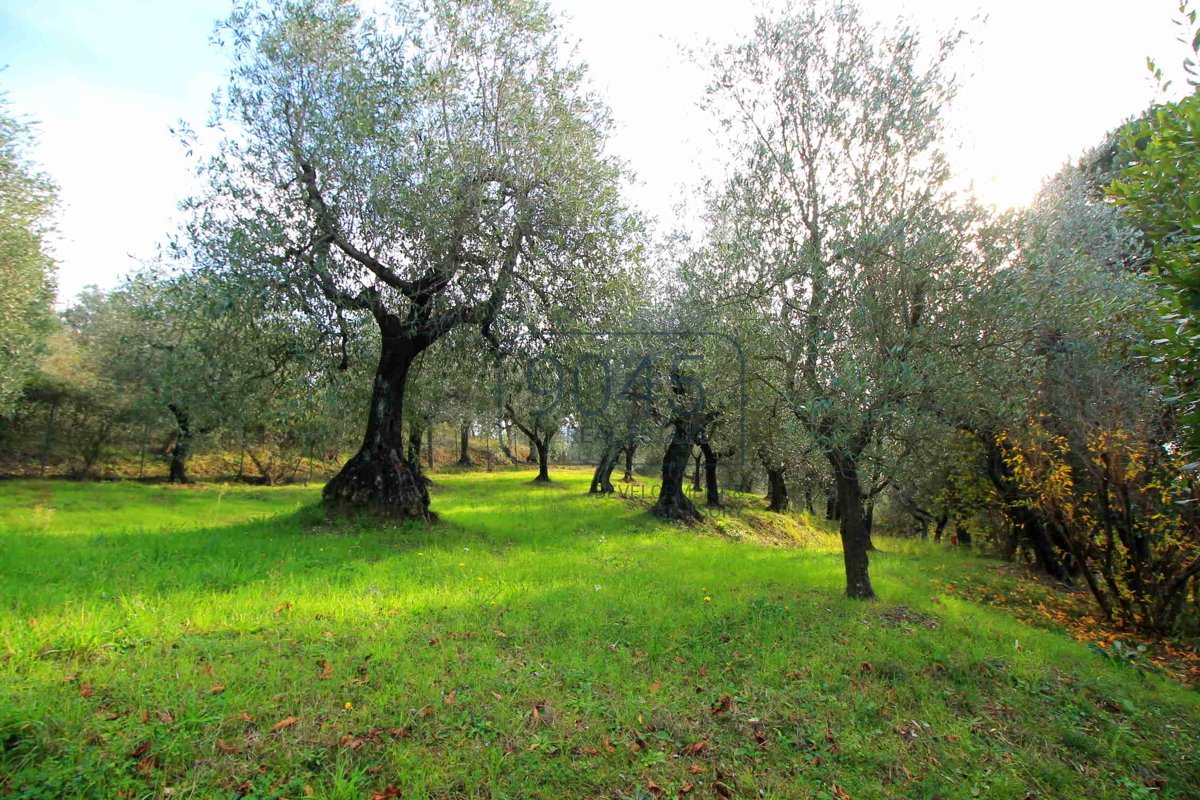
698, 0, 993, 598
183, 0, 636, 519
0, 97, 57, 416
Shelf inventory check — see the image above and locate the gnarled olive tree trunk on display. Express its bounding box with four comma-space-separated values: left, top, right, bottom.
653, 423, 703, 522
590, 445, 618, 494
323, 319, 433, 520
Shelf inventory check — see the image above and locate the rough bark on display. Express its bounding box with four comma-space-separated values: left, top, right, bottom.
323, 320, 434, 520
653, 426, 702, 522
829, 451, 876, 600
590, 448, 617, 494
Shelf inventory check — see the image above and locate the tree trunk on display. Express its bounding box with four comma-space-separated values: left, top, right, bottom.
590, 448, 617, 494
653, 424, 702, 522
457, 419, 473, 466
525, 434, 538, 463
977, 430, 1071, 582
699, 441, 721, 507
933, 511, 949, 542
323, 322, 433, 520
768, 470, 787, 513
167, 403, 192, 484
829, 452, 876, 600
622, 445, 636, 482
427, 426, 434, 471
407, 421, 423, 465
691, 449, 703, 492
497, 421, 521, 464
534, 434, 551, 482
864, 502, 876, 551
40, 397, 58, 476
766, 466, 789, 512
825, 482, 839, 520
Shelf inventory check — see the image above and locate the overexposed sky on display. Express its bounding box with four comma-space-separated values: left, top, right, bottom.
0, 0, 1189, 303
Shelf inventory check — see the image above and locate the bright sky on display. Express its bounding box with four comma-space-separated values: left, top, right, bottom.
0, 0, 1188, 303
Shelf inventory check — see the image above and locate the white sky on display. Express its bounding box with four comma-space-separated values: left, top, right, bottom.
0, 0, 1189, 303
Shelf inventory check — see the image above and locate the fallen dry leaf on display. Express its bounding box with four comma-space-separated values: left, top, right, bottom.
79, 682, 94, 699
216, 739, 239, 754
713, 781, 733, 798
317, 660, 333, 680
687, 764, 706, 774
210, 684, 225, 695
127, 741, 151, 759
273, 602, 292, 616
371, 786, 402, 799
647, 779, 664, 798
272, 716, 300, 733
680, 739, 707, 756
677, 783, 694, 797
710, 694, 732, 716
650, 680, 662, 693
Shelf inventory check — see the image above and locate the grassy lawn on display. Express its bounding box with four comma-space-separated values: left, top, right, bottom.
1, 469, 1198, 799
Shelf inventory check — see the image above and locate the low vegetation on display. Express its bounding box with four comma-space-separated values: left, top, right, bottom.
2, 470, 1197, 799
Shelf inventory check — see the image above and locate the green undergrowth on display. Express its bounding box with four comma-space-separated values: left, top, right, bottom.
0, 469, 1197, 799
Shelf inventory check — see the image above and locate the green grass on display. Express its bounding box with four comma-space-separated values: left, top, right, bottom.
1, 469, 1197, 799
